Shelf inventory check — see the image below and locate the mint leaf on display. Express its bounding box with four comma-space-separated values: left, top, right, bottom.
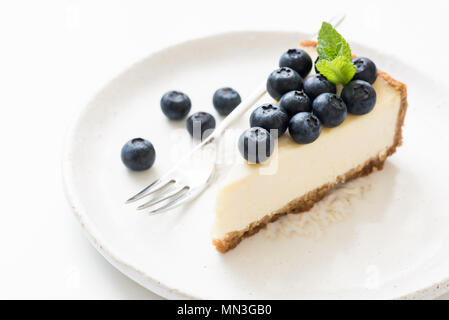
317, 22, 352, 62
316, 22, 356, 84
316, 57, 356, 85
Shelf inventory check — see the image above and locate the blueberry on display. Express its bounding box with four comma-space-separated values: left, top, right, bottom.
186, 112, 216, 140
303, 74, 336, 100
238, 127, 274, 164
213, 87, 241, 116
279, 49, 313, 78
312, 93, 347, 128
341, 80, 377, 115
289, 112, 322, 144
314, 56, 321, 74
121, 138, 156, 171
352, 57, 377, 84
160, 91, 191, 120
266, 67, 303, 101
249, 103, 289, 138
279, 91, 312, 118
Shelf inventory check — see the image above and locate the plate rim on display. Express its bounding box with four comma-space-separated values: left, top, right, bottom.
62, 30, 449, 300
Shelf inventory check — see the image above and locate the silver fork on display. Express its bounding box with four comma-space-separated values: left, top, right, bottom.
126, 81, 267, 213
126, 14, 346, 214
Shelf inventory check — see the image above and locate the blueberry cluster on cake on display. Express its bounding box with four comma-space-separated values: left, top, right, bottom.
212, 23, 408, 253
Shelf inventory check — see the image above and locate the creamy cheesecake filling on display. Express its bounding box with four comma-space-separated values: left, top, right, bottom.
213, 46, 403, 240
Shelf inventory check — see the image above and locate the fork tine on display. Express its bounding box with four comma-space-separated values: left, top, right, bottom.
126, 178, 160, 203
126, 179, 174, 204
147, 190, 191, 215
137, 186, 190, 210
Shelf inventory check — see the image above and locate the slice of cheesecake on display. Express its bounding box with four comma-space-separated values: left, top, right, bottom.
212, 41, 408, 253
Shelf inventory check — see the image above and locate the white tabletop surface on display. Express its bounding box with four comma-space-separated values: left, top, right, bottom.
1, 0, 448, 299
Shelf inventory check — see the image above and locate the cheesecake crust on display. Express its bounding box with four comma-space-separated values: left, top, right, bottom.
212, 42, 408, 254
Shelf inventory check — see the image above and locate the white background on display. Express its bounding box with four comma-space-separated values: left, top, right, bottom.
0, 0, 448, 299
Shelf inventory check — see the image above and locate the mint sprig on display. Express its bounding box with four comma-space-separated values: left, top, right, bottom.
316, 22, 356, 85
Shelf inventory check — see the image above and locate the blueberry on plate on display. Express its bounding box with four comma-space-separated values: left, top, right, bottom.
279, 90, 312, 118
213, 87, 242, 116
341, 80, 377, 115
266, 67, 303, 101
312, 93, 347, 128
186, 112, 216, 140
249, 103, 289, 138
160, 90, 191, 120
314, 56, 321, 74
238, 127, 274, 164
121, 138, 156, 171
303, 74, 336, 100
289, 112, 322, 144
352, 57, 378, 84
279, 49, 313, 78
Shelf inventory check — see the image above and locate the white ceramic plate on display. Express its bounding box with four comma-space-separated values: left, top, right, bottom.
63, 31, 449, 299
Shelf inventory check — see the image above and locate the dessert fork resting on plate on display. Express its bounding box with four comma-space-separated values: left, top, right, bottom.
126, 14, 346, 214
